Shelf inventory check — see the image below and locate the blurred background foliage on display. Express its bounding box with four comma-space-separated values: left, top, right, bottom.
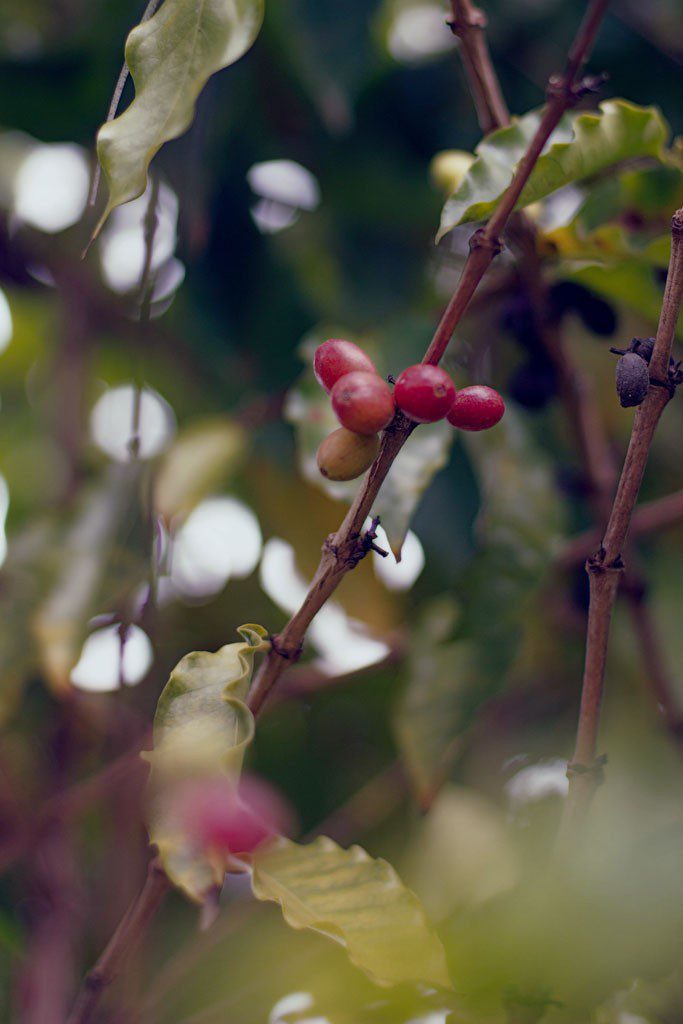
0, 1, 683, 1022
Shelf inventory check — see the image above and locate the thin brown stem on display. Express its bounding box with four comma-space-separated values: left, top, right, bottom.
622, 576, 683, 745
88, 0, 163, 208
462, 9, 680, 763
248, 0, 611, 716
448, 0, 510, 134
559, 209, 683, 840
66, 858, 169, 1024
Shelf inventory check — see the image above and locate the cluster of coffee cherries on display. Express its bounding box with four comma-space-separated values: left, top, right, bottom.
314, 339, 505, 482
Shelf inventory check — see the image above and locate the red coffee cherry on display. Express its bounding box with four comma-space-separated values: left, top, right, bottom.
174, 774, 294, 856
394, 364, 456, 423
447, 385, 505, 431
314, 339, 377, 393
317, 428, 379, 481
331, 371, 395, 435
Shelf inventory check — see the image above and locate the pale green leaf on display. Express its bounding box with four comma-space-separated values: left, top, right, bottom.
251, 835, 452, 990
95, 0, 265, 233
407, 785, 518, 921
154, 415, 248, 527
145, 623, 269, 901
438, 100, 670, 241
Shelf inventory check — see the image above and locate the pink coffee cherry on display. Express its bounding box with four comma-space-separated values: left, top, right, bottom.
175, 774, 294, 856
394, 364, 456, 423
447, 385, 505, 431
313, 339, 377, 393
331, 371, 396, 435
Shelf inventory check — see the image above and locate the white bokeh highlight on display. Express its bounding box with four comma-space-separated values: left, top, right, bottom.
14, 144, 90, 233
0, 475, 10, 568
248, 159, 320, 235
171, 497, 263, 598
387, 4, 456, 64
269, 992, 315, 1024
505, 758, 568, 812
371, 523, 425, 591
70, 624, 153, 693
260, 538, 390, 676
248, 160, 320, 210
0, 288, 12, 353
90, 384, 176, 463
99, 180, 181, 295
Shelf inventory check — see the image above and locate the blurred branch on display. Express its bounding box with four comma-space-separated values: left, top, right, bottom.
129, 174, 160, 461
559, 489, 683, 567
66, 858, 169, 1024
247, 0, 612, 717
447, 0, 510, 134
559, 208, 683, 842
19, 716, 84, 1024
0, 740, 148, 876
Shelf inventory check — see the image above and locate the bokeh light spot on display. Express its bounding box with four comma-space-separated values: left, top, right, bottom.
90, 384, 176, 463
70, 624, 153, 693
14, 143, 89, 233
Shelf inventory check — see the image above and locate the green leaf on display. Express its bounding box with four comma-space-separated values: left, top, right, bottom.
154, 415, 248, 527
95, 0, 265, 234
145, 623, 269, 902
543, 164, 683, 266
568, 261, 677, 333
437, 100, 670, 241
251, 835, 452, 990
395, 412, 564, 804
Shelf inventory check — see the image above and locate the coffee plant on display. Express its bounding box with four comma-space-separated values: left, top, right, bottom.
0, 2, 682, 1023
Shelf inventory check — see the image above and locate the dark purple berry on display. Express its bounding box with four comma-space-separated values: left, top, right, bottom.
615, 352, 649, 408
508, 359, 558, 410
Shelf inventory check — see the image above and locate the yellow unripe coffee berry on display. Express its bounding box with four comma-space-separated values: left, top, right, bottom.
429, 150, 475, 193
316, 428, 380, 481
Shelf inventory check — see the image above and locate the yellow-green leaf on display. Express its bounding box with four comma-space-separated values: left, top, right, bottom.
154, 416, 248, 527
437, 100, 670, 241
145, 623, 269, 901
95, 0, 265, 234
251, 835, 452, 990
